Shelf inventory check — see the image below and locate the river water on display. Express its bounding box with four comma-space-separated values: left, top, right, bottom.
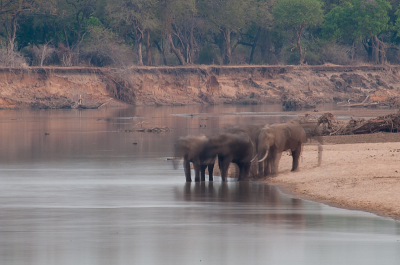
0, 105, 399, 265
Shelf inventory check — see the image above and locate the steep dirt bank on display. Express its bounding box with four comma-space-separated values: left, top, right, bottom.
0, 65, 400, 109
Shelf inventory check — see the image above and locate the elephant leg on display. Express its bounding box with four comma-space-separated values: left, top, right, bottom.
237, 162, 244, 181
208, 163, 214, 181
200, 165, 207, 181
218, 156, 230, 182
291, 145, 302, 171
264, 155, 272, 177
183, 158, 191, 182
258, 161, 264, 178
193, 163, 201, 182
238, 162, 251, 181
271, 152, 282, 175
244, 162, 251, 179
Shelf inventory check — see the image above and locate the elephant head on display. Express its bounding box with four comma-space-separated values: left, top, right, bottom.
258, 125, 291, 163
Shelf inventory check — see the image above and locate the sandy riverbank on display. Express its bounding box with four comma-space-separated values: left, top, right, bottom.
266, 132, 400, 221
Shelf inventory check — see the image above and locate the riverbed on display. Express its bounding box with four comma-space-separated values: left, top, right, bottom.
0, 105, 399, 265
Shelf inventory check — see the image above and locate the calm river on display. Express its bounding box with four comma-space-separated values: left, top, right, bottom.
0, 104, 399, 265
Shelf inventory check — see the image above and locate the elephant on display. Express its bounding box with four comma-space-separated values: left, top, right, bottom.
227, 124, 266, 177
257, 121, 307, 176
205, 132, 255, 181
173, 135, 216, 182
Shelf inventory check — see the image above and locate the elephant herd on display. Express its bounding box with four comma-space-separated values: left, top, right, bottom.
173, 120, 323, 182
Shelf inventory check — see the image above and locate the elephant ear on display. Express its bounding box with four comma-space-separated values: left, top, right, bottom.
274, 127, 291, 149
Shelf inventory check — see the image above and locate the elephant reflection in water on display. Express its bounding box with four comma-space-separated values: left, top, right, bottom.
175, 182, 305, 226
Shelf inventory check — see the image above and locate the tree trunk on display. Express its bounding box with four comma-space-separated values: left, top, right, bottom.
4, 16, 18, 54
379, 39, 386, 64
135, 30, 143, 66
350, 40, 355, 60
259, 28, 272, 64
146, 30, 152, 66
249, 27, 261, 64
188, 23, 195, 64
167, 32, 186, 65
363, 38, 373, 62
222, 28, 232, 65
372, 35, 379, 64
296, 26, 305, 65
154, 40, 168, 65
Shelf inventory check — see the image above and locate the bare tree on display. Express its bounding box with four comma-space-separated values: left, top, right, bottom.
31, 41, 56, 66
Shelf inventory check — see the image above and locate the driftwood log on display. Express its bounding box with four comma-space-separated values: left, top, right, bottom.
317, 111, 400, 136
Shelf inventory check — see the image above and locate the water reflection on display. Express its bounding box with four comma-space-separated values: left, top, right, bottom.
176, 182, 306, 228
0, 105, 399, 265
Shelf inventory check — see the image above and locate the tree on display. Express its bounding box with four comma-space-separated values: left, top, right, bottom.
323, 0, 391, 63
273, 0, 324, 64
236, 0, 275, 64
0, 0, 44, 53
42, 0, 105, 66
159, 0, 198, 65
198, 0, 253, 64
107, 0, 159, 66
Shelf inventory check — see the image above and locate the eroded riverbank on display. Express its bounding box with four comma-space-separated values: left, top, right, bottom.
1, 65, 400, 109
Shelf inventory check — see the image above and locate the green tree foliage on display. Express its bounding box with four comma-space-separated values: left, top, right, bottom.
0, 0, 50, 52
236, 0, 275, 64
2, 0, 400, 66
273, 0, 324, 64
393, 3, 400, 37
323, 0, 391, 63
198, 0, 255, 64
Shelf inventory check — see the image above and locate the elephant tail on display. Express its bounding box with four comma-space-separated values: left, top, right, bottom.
258, 150, 268, 162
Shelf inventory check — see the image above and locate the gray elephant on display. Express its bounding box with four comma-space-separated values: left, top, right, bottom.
174, 135, 216, 182
257, 121, 307, 176
227, 124, 266, 177
205, 132, 255, 181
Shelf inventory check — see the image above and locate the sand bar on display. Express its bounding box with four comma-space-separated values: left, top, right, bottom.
266, 132, 400, 221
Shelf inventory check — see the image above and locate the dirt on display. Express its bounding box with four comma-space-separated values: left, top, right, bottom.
266, 132, 400, 221
1, 65, 400, 109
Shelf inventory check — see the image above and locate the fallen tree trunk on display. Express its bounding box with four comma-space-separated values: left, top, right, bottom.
317, 110, 400, 136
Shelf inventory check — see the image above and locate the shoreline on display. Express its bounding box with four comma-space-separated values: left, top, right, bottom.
262, 134, 400, 221
268, 180, 399, 221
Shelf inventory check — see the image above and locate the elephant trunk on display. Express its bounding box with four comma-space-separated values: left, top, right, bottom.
258, 146, 268, 163
173, 143, 184, 170
172, 157, 180, 170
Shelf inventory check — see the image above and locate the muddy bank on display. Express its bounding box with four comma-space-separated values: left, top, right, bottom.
0, 65, 400, 109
